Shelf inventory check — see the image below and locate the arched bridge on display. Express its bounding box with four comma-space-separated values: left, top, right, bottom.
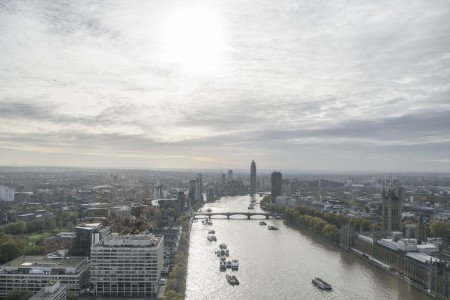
194, 212, 284, 220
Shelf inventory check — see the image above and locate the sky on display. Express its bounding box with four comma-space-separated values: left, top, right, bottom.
1, 0, 450, 173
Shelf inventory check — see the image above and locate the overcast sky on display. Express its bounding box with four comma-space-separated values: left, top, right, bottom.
1, 0, 449, 173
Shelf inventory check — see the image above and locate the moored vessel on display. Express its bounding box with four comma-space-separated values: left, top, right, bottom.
312, 277, 332, 290
226, 274, 239, 285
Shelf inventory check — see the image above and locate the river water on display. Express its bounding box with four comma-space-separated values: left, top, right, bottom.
185, 195, 432, 300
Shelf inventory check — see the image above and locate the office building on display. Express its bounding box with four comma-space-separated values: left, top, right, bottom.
0, 254, 89, 298
153, 226, 182, 269
228, 170, 233, 182
250, 160, 256, 195
90, 232, 164, 297
71, 223, 111, 257
271, 171, 282, 203
29, 280, 67, 300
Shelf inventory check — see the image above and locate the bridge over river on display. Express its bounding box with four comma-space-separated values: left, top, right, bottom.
194, 211, 284, 219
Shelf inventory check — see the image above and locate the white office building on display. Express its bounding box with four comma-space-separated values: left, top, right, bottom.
0, 254, 89, 298
90, 232, 164, 297
29, 280, 67, 300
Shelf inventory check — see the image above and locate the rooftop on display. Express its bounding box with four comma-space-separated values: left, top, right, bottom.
1, 255, 87, 269
96, 232, 161, 247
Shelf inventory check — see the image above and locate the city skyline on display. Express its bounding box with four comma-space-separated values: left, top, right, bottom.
1, 1, 450, 172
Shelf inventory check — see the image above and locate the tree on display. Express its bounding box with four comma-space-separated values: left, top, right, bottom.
0, 241, 21, 263
430, 220, 450, 238
322, 224, 340, 242
5, 290, 31, 300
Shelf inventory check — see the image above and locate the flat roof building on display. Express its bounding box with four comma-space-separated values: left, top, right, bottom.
44, 232, 75, 255
90, 232, 164, 297
0, 254, 89, 298
29, 280, 67, 300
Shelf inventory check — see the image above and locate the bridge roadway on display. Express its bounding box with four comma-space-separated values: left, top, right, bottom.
194, 212, 283, 220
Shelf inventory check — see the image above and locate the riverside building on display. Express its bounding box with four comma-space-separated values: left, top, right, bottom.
90, 232, 164, 297
0, 253, 89, 298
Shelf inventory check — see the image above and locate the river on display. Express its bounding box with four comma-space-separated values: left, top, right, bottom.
185, 195, 432, 300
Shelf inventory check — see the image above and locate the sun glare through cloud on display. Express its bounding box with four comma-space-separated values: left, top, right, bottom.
160, 6, 227, 77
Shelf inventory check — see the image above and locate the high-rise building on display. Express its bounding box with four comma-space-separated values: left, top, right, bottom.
154, 180, 164, 200
228, 170, 233, 182
221, 173, 226, 185
197, 174, 203, 201
271, 171, 282, 203
382, 187, 403, 232
90, 232, 163, 297
177, 191, 185, 212
71, 223, 111, 257
250, 160, 256, 195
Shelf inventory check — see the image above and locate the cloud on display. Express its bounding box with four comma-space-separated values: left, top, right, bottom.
0, 0, 449, 171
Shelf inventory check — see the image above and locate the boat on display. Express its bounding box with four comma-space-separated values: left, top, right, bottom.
220, 261, 226, 270
226, 274, 239, 285
208, 230, 215, 234
207, 235, 217, 241
312, 278, 332, 290
226, 261, 232, 268
220, 249, 226, 260
219, 243, 227, 249
259, 221, 267, 225
248, 203, 254, 209
225, 249, 229, 256
251, 198, 256, 203
207, 208, 212, 212
268, 225, 279, 230
231, 259, 239, 270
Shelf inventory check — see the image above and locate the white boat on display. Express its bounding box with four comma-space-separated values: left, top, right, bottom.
231, 259, 239, 270
225, 249, 229, 256
220, 261, 226, 270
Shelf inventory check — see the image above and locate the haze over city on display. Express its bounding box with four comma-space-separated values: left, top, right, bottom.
1, 0, 450, 172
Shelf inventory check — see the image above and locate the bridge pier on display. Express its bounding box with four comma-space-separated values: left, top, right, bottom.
227, 214, 230, 220
266, 214, 269, 219
247, 214, 250, 219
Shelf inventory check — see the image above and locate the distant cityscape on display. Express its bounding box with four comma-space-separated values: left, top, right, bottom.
0, 164, 450, 299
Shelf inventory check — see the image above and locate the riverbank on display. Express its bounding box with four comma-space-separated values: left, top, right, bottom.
164, 201, 204, 300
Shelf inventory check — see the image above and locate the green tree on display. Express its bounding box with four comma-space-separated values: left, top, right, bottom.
322, 224, 340, 242
5, 290, 32, 300
0, 241, 21, 264
430, 220, 450, 238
